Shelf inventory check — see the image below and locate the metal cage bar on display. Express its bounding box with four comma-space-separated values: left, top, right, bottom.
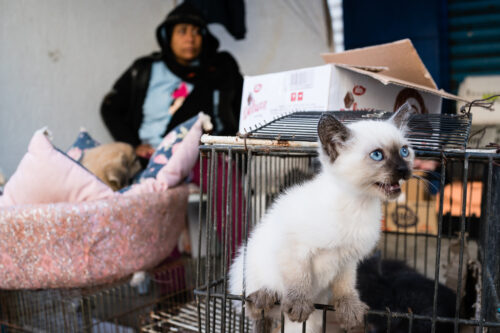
1, 258, 199, 333
193, 142, 500, 333
242, 111, 472, 151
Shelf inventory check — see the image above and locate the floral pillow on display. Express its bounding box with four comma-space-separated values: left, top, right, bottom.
139, 116, 198, 179
66, 128, 100, 162
122, 113, 212, 195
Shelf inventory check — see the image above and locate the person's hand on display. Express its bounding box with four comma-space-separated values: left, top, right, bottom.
135, 144, 155, 159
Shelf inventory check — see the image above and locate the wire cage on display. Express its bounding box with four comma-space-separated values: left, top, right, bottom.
2, 112, 498, 333
187, 112, 500, 333
0, 256, 198, 333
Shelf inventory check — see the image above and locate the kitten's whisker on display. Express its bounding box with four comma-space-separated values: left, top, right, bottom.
411, 174, 439, 193
413, 169, 438, 175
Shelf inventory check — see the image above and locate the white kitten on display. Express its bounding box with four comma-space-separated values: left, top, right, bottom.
228, 104, 415, 333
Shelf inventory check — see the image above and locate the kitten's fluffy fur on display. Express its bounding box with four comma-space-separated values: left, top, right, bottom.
228, 104, 415, 333
357, 254, 456, 333
81, 142, 141, 191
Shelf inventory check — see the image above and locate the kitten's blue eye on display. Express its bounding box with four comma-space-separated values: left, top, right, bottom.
400, 146, 410, 158
370, 149, 384, 161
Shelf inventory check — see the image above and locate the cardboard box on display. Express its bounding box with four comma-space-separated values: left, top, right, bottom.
239, 39, 467, 134
383, 200, 438, 235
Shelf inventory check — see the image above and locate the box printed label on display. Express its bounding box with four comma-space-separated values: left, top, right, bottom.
239, 63, 444, 134
239, 65, 332, 133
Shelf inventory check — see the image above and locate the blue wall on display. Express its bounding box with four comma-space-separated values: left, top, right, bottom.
343, 0, 449, 90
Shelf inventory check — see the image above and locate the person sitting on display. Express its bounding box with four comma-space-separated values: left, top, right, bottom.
101, 2, 243, 161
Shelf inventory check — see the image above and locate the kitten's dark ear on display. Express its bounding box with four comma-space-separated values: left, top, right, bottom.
318, 113, 351, 162
389, 102, 415, 130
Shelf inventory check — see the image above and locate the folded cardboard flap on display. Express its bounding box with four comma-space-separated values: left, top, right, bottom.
348, 65, 389, 73
336, 64, 469, 103
238, 39, 472, 134
322, 39, 469, 104
322, 39, 436, 88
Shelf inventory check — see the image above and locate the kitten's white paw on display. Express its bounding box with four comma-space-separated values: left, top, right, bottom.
129, 271, 146, 287
246, 289, 279, 319
333, 294, 368, 330
281, 296, 315, 322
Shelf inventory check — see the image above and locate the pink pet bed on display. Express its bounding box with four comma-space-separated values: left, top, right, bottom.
0, 114, 212, 289
0, 186, 188, 289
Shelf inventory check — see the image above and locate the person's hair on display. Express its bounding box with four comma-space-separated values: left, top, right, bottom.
156, 3, 217, 60
155, 3, 220, 81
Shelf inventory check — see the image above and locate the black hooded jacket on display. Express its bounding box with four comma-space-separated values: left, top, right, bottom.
101, 3, 243, 147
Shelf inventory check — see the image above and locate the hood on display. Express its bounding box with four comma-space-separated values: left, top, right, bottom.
156, 2, 219, 62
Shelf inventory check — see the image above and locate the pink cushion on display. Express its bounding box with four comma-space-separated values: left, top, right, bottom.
0, 129, 114, 207
0, 185, 189, 289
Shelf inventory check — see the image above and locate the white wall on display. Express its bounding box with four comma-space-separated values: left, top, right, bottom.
0, 0, 175, 178
211, 0, 331, 75
0, 0, 330, 179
